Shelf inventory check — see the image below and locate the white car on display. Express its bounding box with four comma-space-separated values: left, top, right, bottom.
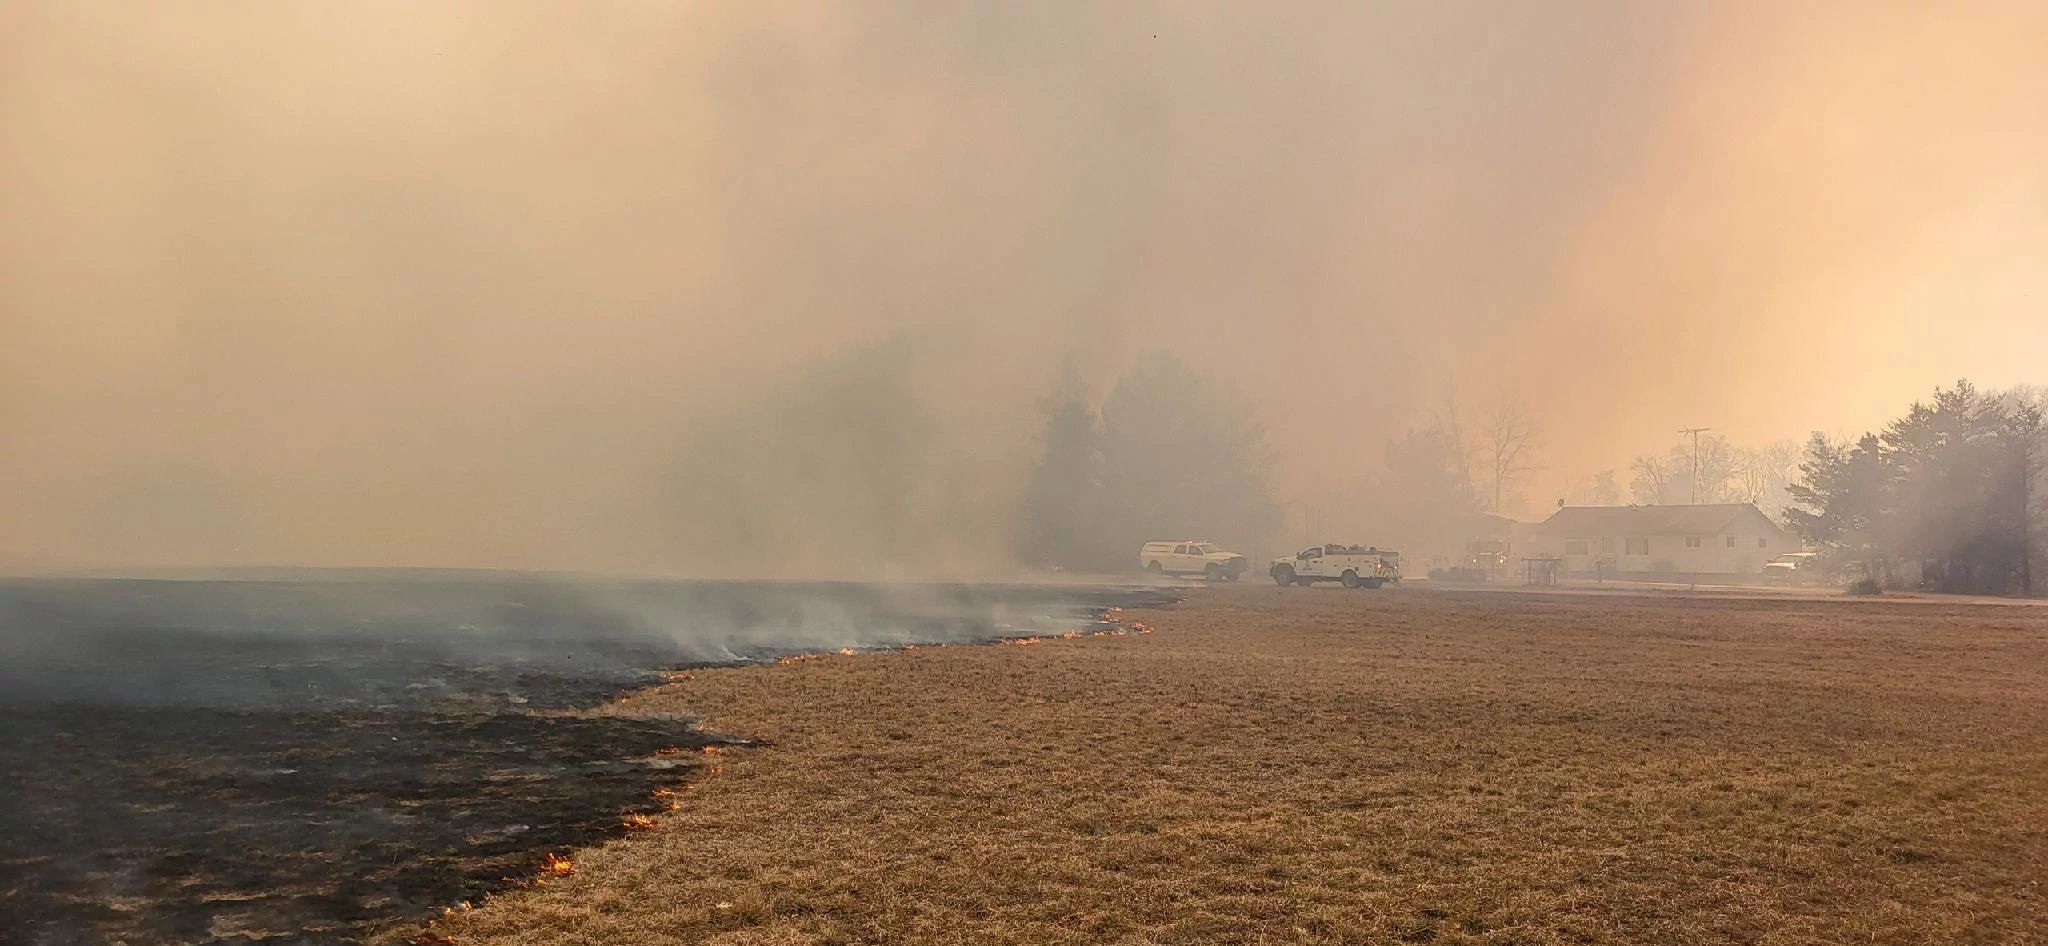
1139, 541, 1248, 581
1761, 551, 1822, 584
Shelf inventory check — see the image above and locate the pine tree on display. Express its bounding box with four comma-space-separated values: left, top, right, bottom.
1790, 380, 2042, 595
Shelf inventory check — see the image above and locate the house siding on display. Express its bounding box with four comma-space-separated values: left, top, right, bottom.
1538, 505, 1798, 577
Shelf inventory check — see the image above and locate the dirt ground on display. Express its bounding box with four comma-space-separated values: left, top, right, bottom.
432, 585, 2048, 946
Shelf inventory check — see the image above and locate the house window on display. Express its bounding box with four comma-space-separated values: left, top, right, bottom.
1758, 536, 1767, 548
1726, 536, 1737, 548
1600, 537, 1615, 553
1685, 536, 1702, 548
1626, 537, 1648, 555
1565, 539, 1589, 556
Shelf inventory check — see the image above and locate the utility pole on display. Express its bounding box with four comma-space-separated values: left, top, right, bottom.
1677, 427, 1712, 504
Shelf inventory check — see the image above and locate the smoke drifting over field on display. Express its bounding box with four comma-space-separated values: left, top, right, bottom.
0, 575, 1158, 708
3, 3, 2043, 575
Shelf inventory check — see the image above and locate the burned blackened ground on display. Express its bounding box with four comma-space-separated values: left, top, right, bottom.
0, 575, 1169, 945
2, 704, 715, 945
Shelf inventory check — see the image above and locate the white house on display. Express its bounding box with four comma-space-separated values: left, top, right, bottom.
1532, 503, 1800, 577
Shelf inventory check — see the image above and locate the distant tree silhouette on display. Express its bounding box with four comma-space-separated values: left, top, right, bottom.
1368, 422, 1483, 561
1589, 469, 1621, 505
671, 337, 936, 570
1629, 434, 1740, 505
1018, 365, 1110, 569
1480, 396, 1540, 514
1628, 454, 1679, 505
1019, 352, 1281, 571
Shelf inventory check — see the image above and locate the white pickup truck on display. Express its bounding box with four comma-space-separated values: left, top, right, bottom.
1139, 540, 1249, 581
1269, 544, 1401, 588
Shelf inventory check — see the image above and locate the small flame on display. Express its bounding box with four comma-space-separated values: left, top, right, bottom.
700, 745, 724, 755
540, 852, 575, 877
655, 746, 684, 757
1003, 636, 1044, 646
622, 813, 656, 831
838, 647, 857, 656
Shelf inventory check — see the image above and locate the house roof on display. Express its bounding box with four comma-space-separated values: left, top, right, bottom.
1537, 503, 1775, 537
1469, 512, 1523, 534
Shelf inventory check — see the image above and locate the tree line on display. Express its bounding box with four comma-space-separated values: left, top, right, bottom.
1237, 391, 1544, 570
1625, 435, 1802, 510
1020, 352, 1282, 572
1018, 359, 2045, 596
1785, 380, 2044, 595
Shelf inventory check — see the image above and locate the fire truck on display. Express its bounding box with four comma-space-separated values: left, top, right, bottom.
1269, 544, 1402, 588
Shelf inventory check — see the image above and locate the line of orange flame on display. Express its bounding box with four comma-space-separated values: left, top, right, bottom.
419, 611, 1157, 944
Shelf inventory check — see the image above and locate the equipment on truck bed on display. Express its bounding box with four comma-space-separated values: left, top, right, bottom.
1269, 545, 1402, 588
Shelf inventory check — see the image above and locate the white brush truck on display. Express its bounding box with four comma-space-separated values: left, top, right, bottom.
1138, 540, 1249, 581
1269, 544, 1402, 588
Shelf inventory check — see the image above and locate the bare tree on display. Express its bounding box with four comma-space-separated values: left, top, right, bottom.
1632, 435, 1740, 505
1559, 469, 1621, 507
1732, 440, 1803, 512
1761, 439, 1802, 479
1686, 435, 1739, 504
1731, 447, 1772, 504
1480, 396, 1540, 514
1630, 454, 1677, 504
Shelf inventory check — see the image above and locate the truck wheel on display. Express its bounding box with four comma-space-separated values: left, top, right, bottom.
1271, 566, 1294, 586
1146, 561, 1163, 576
1341, 570, 1361, 588
1204, 563, 1223, 581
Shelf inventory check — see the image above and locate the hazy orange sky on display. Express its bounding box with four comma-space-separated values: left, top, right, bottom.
2, 2, 2042, 573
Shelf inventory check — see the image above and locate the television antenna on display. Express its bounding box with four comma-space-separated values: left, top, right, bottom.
1677, 427, 1712, 504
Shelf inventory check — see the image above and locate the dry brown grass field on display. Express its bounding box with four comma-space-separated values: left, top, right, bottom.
430, 585, 2048, 946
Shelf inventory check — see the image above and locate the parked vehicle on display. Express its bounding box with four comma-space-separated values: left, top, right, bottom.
1761, 551, 1822, 585
1139, 541, 1248, 581
1462, 538, 1513, 579
1270, 544, 1402, 588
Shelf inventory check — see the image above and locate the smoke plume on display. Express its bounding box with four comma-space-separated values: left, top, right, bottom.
3, 2, 2042, 574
